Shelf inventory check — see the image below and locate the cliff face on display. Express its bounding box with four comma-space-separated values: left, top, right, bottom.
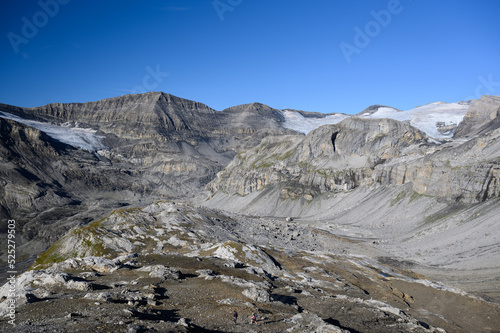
1, 92, 296, 194
1, 92, 290, 147
208, 108, 500, 205
0, 93, 301, 268
208, 117, 429, 198
454, 95, 500, 138
3, 93, 217, 138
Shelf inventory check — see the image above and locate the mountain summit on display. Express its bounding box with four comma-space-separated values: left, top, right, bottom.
1, 92, 500, 332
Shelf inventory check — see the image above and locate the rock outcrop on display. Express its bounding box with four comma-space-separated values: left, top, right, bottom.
208, 115, 500, 204
208, 117, 429, 198
2, 93, 500, 332
454, 95, 500, 137
0, 93, 297, 271
3, 200, 497, 332
1, 93, 296, 195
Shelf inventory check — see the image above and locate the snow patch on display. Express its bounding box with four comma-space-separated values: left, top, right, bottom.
0, 111, 106, 151
281, 102, 470, 139
365, 102, 470, 138
281, 110, 349, 134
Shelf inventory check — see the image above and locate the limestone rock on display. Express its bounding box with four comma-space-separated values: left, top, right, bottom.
208, 117, 429, 197
138, 265, 181, 280
454, 95, 500, 137
242, 287, 271, 303
208, 114, 500, 205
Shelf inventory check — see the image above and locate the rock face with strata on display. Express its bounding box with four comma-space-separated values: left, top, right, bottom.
0, 93, 295, 198
1, 92, 500, 332
454, 95, 500, 137
207, 117, 425, 197
0, 93, 297, 270
208, 113, 500, 204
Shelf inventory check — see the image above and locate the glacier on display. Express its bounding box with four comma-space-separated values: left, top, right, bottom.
0, 111, 106, 151
282, 101, 471, 139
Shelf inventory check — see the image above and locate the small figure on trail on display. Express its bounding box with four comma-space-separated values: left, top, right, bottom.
250, 312, 257, 324
233, 310, 238, 324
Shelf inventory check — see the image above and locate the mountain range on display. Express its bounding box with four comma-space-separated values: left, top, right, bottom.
1, 92, 499, 332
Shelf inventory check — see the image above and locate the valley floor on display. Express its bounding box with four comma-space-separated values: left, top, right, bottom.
1, 200, 499, 332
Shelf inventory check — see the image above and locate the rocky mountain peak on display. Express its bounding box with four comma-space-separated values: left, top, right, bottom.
454, 95, 500, 138
2, 93, 500, 332
298, 117, 426, 162
356, 104, 401, 116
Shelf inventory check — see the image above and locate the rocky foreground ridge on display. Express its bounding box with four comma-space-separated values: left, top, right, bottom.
2, 201, 499, 332
0, 93, 500, 332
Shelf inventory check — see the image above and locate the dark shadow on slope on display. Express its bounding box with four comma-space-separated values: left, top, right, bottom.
325, 318, 361, 333
271, 294, 297, 306
331, 131, 339, 152
134, 308, 179, 322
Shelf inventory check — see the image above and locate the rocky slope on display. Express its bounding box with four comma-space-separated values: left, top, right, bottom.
454, 95, 500, 138
0, 92, 295, 196
0, 116, 163, 275
207, 117, 431, 198
0, 93, 298, 274
205, 95, 500, 304
207, 114, 500, 204
2, 201, 498, 332
1, 92, 500, 331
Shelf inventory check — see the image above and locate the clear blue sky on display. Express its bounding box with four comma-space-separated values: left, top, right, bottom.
1, 0, 499, 114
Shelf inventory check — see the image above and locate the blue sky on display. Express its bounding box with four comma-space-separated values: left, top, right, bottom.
1, 0, 499, 114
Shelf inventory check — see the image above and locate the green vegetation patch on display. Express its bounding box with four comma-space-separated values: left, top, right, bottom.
421, 205, 466, 228
31, 239, 66, 268
390, 189, 408, 206
31, 220, 113, 269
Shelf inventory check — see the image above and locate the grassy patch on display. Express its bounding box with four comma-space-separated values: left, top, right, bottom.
409, 191, 425, 203
31, 220, 113, 269
31, 239, 66, 268
421, 205, 465, 228
390, 189, 408, 206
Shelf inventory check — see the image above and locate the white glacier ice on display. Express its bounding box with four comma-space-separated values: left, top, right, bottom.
364, 102, 470, 138
282, 102, 471, 139
280, 110, 350, 134
0, 111, 106, 151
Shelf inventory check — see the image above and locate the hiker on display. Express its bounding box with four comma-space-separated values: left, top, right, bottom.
250, 312, 257, 324
233, 310, 238, 324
